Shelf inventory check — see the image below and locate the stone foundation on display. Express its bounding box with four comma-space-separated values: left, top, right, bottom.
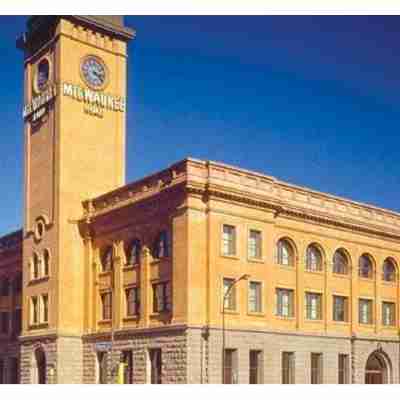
13, 327, 400, 383
187, 327, 400, 384
83, 326, 188, 384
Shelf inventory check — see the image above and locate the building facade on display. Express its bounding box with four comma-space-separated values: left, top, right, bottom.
0, 15, 399, 384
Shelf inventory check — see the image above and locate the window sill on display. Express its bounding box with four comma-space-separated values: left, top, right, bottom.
123, 264, 139, 271
304, 318, 323, 323
29, 322, 49, 330
304, 270, 324, 275
382, 281, 396, 287
98, 271, 112, 277
359, 277, 374, 282
98, 319, 112, 325
275, 264, 295, 271
359, 322, 374, 327
274, 315, 295, 321
381, 324, 397, 329
222, 309, 240, 315
247, 257, 264, 264
332, 320, 350, 325
151, 257, 171, 265
247, 311, 265, 317
220, 254, 240, 261
332, 273, 350, 279
123, 316, 140, 322
28, 276, 49, 285
150, 311, 171, 318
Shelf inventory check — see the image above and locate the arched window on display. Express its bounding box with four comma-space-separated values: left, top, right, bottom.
359, 254, 373, 279
382, 259, 397, 282
101, 247, 113, 272
32, 253, 40, 280
43, 249, 50, 277
277, 239, 294, 267
333, 249, 349, 275
126, 239, 141, 265
153, 231, 170, 259
306, 244, 323, 272
14, 272, 22, 293
1, 278, 10, 297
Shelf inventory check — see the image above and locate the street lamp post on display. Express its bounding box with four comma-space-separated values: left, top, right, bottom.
222, 274, 250, 384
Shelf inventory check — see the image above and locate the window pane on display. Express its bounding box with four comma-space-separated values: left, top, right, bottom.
249, 282, 262, 313
222, 225, 236, 256
249, 230, 262, 259
282, 352, 295, 384
338, 354, 349, 384
249, 350, 262, 384
311, 353, 322, 384
223, 278, 236, 310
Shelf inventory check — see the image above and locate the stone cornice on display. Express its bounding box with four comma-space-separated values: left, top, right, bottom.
80, 158, 400, 242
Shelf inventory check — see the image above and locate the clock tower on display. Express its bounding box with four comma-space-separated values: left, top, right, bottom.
17, 16, 134, 383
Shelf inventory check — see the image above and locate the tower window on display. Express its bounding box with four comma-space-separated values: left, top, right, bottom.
43, 249, 50, 277
101, 292, 112, 321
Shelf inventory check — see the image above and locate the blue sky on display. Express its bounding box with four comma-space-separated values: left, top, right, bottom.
1, 15, 400, 236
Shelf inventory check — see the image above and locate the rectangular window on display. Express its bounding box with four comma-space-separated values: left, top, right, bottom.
382, 302, 396, 326
12, 309, 21, 338
276, 288, 294, 318
14, 275, 22, 294
31, 296, 38, 325
282, 352, 295, 384
0, 312, 8, 334
149, 349, 162, 384
223, 349, 238, 384
359, 299, 373, 325
0, 359, 3, 384
126, 287, 140, 317
333, 295, 348, 322
338, 354, 349, 384
222, 225, 236, 256
1, 280, 10, 297
311, 353, 323, 384
41, 294, 48, 323
223, 278, 236, 311
305, 292, 322, 320
153, 282, 171, 313
248, 230, 262, 259
97, 352, 107, 384
249, 350, 263, 384
8, 357, 19, 384
101, 292, 112, 321
122, 350, 133, 384
248, 281, 262, 313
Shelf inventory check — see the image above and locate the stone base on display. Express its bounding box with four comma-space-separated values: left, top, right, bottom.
187, 327, 400, 384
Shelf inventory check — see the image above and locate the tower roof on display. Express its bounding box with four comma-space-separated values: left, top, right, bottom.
17, 15, 135, 53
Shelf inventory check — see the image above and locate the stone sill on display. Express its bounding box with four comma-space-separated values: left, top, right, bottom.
247, 257, 265, 264
275, 263, 295, 271
28, 276, 49, 285
123, 316, 140, 322
220, 254, 240, 261
123, 264, 139, 271
29, 322, 49, 330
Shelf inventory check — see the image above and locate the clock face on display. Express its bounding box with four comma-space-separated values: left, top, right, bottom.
81, 56, 108, 90
35, 58, 50, 92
